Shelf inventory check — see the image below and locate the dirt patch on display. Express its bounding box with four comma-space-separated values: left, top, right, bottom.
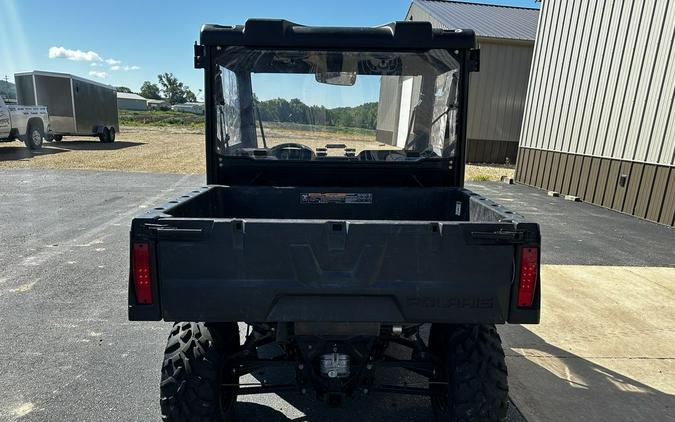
0, 126, 205, 174
465, 164, 515, 182
0, 125, 514, 180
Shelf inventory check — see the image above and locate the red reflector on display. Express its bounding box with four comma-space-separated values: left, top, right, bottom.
132, 243, 153, 304
517, 246, 539, 308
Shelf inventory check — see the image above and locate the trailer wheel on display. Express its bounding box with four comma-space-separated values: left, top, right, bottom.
109, 127, 116, 142
99, 127, 111, 143
23, 123, 43, 150
428, 324, 508, 422
160, 322, 240, 422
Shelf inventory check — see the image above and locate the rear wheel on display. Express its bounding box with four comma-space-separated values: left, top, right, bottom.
429, 324, 509, 422
53, 135, 63, 142
109, 127, 116, 142
160, 322, 240, 422
23, 124, 43, 150
98, 127, 111, 143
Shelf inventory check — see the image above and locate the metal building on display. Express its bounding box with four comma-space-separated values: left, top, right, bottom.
171, 102, 204, 114
376, 0, 539, 163
117, 92, 148, 111
516, 0, 675, 227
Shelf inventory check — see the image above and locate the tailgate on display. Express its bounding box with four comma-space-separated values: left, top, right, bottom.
138, 218, 538, 324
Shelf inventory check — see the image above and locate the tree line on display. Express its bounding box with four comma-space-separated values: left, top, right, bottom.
117, 73, 198, 104
0, 80, 16, 100
114, 74, 378, 130
255, 97, 377, 130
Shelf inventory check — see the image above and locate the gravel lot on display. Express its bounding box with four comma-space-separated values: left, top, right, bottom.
0, 126, 515, 181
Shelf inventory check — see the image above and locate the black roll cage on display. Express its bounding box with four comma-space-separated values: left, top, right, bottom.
195, 19, 479, 188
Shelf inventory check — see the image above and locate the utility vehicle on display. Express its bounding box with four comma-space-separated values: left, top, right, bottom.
128, 19, 541, 421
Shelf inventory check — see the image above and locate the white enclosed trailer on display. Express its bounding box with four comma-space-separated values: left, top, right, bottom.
14, 71, 119, 143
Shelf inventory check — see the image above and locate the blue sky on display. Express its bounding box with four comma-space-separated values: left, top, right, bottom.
0, 0, 539, 103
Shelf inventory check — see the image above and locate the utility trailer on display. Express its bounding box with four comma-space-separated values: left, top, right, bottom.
128, 19, 541, 422
15, 71, 119, 143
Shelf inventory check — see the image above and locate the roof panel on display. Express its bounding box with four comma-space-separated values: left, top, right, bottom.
117, 92, 147, 101
411, 0, 540, 41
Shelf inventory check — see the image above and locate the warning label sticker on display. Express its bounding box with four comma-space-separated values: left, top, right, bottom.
301, 192, 373, 205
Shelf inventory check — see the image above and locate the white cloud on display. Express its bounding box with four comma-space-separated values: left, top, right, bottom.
109, 65, 141, 72
48, 46, 139, 74
88, 70, 108, 79
49, 46, 102, 62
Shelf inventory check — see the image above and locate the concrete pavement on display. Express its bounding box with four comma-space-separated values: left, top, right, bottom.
471, 182, 675, 422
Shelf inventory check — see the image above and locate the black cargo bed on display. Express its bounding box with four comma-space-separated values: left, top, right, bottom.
129, 185, 539, 324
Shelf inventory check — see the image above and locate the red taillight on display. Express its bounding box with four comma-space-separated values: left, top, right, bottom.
517, 246, 539, 308
132, 242, 153, 304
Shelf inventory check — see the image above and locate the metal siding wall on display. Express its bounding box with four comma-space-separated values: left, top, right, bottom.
520, 0, 675, 167
466, 41, 533, 144
605, 0, 645, 160
599, 1, 635, 158
576, 1, 608, 156
659, 170, 675, 225
567, 1, 601, 154
664, 96, 675, 166
375, 76, 402, 143
118, 98, 147, 111
588, 1, 624, 157
646, 167, 669, 221
637, 2, 675, 163
409, 3, 533, 155
612, 161, 632, 210
560, 1, 591, 154
551, 1, 582, 154
622, 0, 666, 162
516, 0, 675, 226
652, 4, 675, 167
528, 0, 567, 151
545, 1, 576, 153
519, 0, 550, 149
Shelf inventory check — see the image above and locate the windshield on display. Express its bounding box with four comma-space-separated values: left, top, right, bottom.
213, 47, 460, 161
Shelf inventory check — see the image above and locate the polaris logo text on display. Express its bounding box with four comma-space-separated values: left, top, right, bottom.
407, 297, 494, 309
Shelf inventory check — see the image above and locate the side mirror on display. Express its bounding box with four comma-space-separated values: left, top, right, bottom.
315, 71, 357, 86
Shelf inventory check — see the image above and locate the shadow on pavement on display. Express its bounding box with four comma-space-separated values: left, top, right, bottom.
244, 326, 524, 422
0, 140, 144, 162
49, 139, 144, 150
244, 348, 433, 421
237, 402, 305, 421
238, 390, 431, 422
0, 145, 67, 160
501, 324, 674, 421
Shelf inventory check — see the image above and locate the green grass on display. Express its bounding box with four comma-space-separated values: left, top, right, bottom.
119, 110, 204, 128
263, 121, 375, 137
119, 110, 376, 137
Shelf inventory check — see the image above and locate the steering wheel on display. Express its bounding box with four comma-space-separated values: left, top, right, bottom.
269, 143, 316, 160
